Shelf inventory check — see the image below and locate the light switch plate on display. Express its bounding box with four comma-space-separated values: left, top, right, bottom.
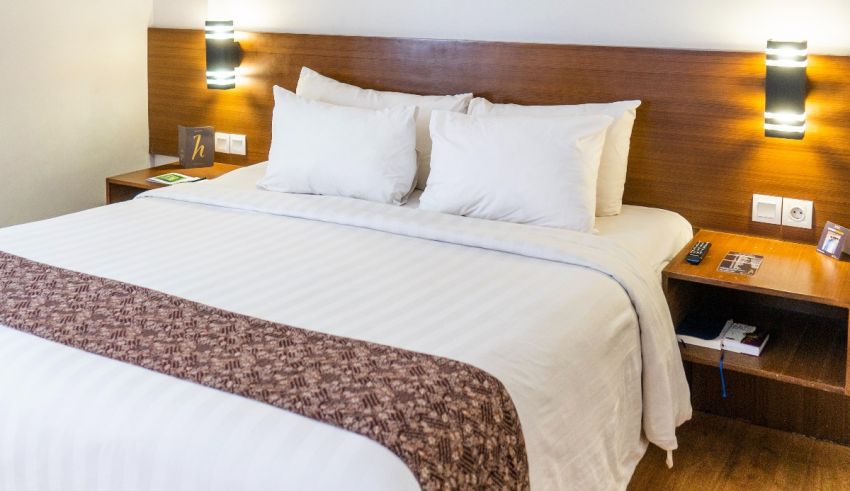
782, 197, 813, 229
214, 132, 230, 153
230, 134, 247, 156
752, 194, 783, 225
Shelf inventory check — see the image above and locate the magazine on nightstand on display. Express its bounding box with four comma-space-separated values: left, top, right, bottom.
717, 252, 764, 276
146, 173, 205, 186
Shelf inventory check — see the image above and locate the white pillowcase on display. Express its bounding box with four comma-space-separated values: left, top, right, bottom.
258, 86, 417, 205
296, 67, 473, 189
467, 98, 641, 217
420, 111, 614, 232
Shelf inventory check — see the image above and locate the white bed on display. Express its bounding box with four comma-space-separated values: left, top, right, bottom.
0, 163, 692, 491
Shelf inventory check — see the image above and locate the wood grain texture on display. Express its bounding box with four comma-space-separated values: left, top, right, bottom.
665, 230, 850, 308
148, 28, 850, 243
106, 162, 241, 204
664, 229, 850, 442
662, 230, 850, 395
664, 229, 850, 397
688, 365, 850, 446
677, 301, 847, 393
629, 412, 850, 490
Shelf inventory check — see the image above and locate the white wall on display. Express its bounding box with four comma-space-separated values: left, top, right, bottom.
0, 0, 152, 227
152, 0, 850, 55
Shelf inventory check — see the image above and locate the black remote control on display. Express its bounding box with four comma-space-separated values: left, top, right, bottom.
685, 241, 711, 265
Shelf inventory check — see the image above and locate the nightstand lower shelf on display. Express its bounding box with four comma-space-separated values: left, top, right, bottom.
667, 275, 849, 395
678, 309, 847, 394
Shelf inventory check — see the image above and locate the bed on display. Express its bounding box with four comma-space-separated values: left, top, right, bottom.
0, 162, 691, 490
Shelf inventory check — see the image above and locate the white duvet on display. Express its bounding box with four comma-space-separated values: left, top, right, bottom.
0, 166, 691, 491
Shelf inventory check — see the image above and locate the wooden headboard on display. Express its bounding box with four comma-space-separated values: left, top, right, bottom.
149, 28, 850, 242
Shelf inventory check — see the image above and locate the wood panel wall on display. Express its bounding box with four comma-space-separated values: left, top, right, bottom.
148, 28, 850, 243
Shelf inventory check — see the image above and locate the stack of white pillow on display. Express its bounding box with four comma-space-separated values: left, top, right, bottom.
258, 67, 641, 233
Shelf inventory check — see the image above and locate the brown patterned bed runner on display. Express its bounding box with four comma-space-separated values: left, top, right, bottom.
0, 252, 528, 490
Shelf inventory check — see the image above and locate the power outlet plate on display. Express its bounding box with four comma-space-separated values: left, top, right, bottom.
230, 134, 247, 156
214, 132, 230, 153
752, 194, 783, 225
781, 198, 813, 229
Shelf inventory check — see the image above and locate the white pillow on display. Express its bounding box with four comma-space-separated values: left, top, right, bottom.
296, 67, 473, 190
420, 111, 614, 232
467, 97, 641, 217
258, 86, 417, 205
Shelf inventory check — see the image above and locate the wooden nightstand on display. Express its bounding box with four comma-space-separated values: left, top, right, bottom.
664, 230, 850, 396
106, 162, 242, 204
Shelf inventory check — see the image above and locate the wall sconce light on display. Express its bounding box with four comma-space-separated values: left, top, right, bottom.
764, 39, 808, 139
205, 20, 241, 90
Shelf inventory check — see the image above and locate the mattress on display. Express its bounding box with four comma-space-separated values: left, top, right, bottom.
0, 163, 692, 491
594, 204, 694, 276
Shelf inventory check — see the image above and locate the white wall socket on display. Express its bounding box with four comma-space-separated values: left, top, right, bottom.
213, 133, 246, 155
752, 194, 783, 225
230, 134, 247, 156
214, 132, 230, 153
782, 198, 813, 229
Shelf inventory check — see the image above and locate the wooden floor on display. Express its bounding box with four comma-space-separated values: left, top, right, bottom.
629, 412, 850, 490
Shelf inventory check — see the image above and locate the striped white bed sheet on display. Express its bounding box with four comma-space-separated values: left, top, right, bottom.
0, 164, 692, 491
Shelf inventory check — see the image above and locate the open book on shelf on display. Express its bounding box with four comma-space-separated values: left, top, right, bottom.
676, 314, 769, 356
722, 322, 770, 356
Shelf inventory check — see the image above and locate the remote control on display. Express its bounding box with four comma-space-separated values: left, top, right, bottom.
685, 241, 711, 265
